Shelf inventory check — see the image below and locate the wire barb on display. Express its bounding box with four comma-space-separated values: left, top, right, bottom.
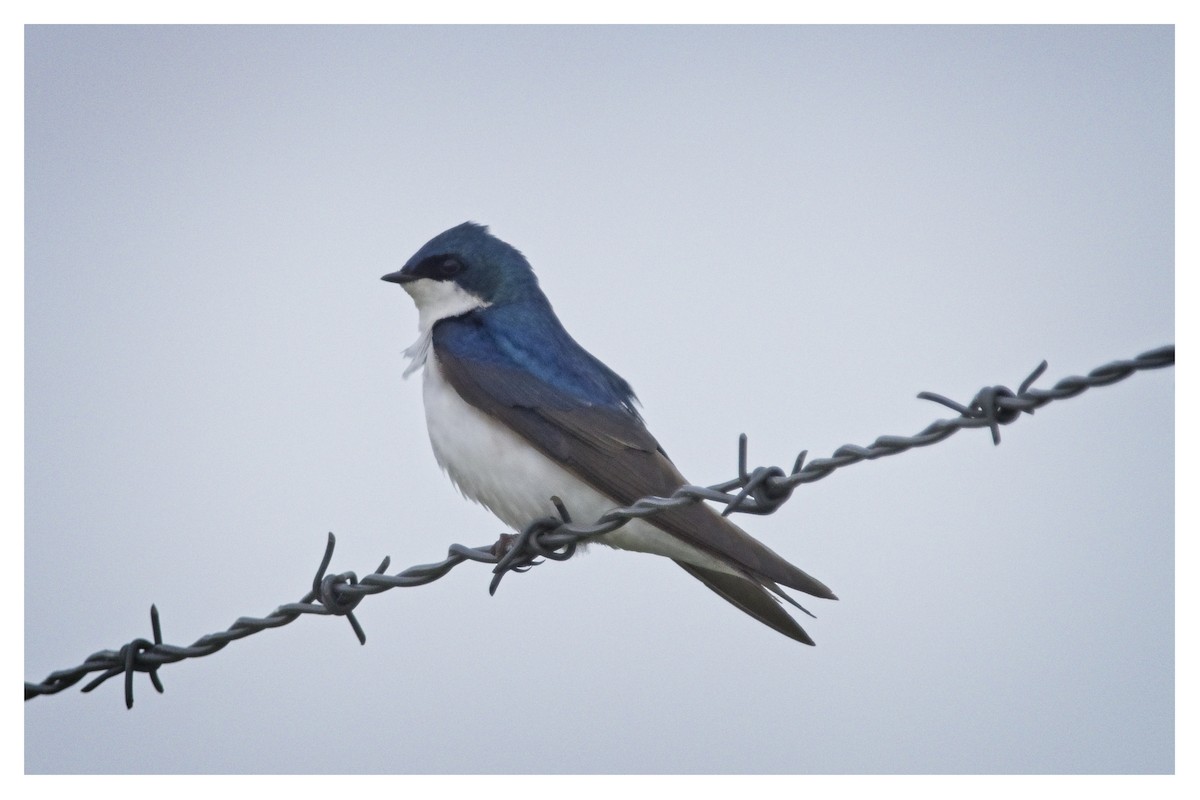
24, 344, 1173, 707
310, 533, 369, 644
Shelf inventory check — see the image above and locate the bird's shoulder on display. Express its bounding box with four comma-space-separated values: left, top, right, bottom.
432, 301, 640, 415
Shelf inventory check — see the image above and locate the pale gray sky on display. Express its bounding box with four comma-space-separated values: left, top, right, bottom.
25, 25, 1173, 774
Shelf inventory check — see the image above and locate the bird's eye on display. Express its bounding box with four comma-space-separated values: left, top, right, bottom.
438, 257, 464, 278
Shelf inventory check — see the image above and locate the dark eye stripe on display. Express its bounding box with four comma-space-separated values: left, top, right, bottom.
414, 254, 466, 280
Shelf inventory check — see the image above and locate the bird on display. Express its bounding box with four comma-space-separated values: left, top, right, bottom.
382, 222, 836, 643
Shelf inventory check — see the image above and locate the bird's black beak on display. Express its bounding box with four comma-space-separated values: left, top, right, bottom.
381, 269, 417, 285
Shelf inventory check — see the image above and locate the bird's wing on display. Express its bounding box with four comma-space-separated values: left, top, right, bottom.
432, 324, 835, 601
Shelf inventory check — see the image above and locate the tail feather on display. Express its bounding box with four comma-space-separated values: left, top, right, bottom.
673, 560, 816, 645
762, 580, 817, 619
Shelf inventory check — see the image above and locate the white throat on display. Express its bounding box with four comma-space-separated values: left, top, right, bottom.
401, 277, 490, 378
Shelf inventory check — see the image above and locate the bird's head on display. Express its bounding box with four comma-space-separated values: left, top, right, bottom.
382, 222, 539, 329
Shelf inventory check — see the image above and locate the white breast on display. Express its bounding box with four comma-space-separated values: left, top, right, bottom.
419, 352, 737, 574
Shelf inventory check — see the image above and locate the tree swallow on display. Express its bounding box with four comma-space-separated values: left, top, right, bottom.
383, 222, 836, 643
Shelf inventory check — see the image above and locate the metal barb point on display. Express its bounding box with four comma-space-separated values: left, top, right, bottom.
917, 390, 972, 416
550, 495, 573, 523
312, 533, 338, 597
147, 605, 165, 695
311, 534, 368, 644
1019, 360, 1049, 396
723, 433, 755, 516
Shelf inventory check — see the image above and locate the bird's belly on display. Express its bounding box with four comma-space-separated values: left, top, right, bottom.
420, 354, 735, 573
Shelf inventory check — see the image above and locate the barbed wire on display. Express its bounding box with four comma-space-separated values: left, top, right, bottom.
24, 344, 1174, 708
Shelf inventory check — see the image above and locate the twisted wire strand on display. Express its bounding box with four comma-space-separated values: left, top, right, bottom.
24, 344, 1173, 707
